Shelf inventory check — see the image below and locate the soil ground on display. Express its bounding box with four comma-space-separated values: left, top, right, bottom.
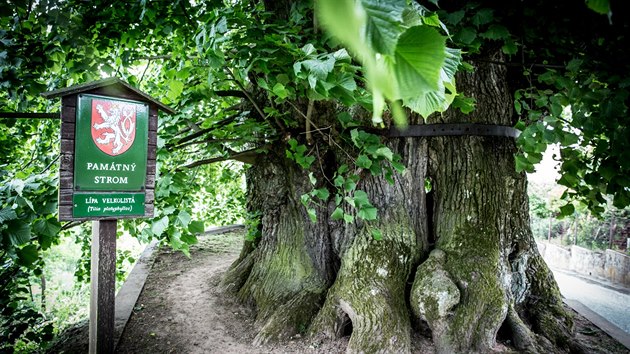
49, 230, 629, 353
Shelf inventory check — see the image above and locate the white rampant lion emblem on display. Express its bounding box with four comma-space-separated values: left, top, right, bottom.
91, 100, 136, 156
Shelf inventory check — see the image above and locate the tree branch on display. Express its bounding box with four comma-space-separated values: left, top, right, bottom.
225, 68, 285, 131
471, 58, 565, 69
214, 90, 248, 99
174, 137, 242, 150
0, 112, 60, 119
168, 112, 243, 150
305, 99, 314, 145
179, 1, 196, 29
61, 220, 85, 231
179, 146, 268, 168
139, 59, 153, 84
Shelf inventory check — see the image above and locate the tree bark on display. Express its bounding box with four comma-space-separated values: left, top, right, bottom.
221, 2, 578, 352
408, 50, 576, 353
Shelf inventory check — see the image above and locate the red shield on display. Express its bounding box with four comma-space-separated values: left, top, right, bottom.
91, 99, 136, 156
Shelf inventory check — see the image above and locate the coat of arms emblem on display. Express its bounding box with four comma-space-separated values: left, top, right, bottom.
91, 99, 136, 156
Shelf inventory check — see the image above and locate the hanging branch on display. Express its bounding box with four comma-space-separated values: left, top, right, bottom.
305, 99, 314, 145
61, 221, 86, 231
167, 113, 244, 150
471, 58, 565, 69
0, 112, 60, 119
225, 68, 286, 132
214, 90, 248, 99
139, 59, 153, 84
180, 146, 269, 168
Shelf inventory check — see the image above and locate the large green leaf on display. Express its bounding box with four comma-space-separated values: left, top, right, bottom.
16, 244, 39, 267
189, 220, 205, 234
361, 0, 406, 55
151, 216, 169, 237
7, 221, 31, 246
316, 0, 363, 55
440, 48, 462, 83
394, 26, 446, 99
585, 0, 610, 15
358, 206, 378, 220
33, 218, 61, 250
406, 79, 457, 118
0, 207, 17, 223
300, 57, 335, 80
177, 210, 192, 228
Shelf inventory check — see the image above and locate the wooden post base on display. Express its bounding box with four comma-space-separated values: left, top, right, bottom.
89, 220, 117, 354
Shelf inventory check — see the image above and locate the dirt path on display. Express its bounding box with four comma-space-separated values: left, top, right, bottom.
50, 229, 629, 354
117, 231, 264, 353
116, 230, 346, 354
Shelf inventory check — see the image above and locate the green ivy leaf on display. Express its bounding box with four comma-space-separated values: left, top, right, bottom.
370, 228, 383, 240
502, 40, 518, 55
585, 0, 610, 15
307, 208, 317, 222
167, 79, 184, 101
471, 8, 494, 27
301, 194, 311, 207
301, 57, 336, 80
151, 216, 169, 237
454, 27, 477, 45
7, 221, 31, 246
395, 26, 446, 98
0, 207, 17, 223
391, 161, 406, 173
356, 154, 373, 169
331, 207, 344, 220
559, 203, 575, 217
33, 218, 61, 250
358, 206, 378, 220
353, 190, 370, 207
452, 95, 476, 114
480, 24, 510, 40
177, 210, 192, 228
189, 220, 205, 234
515, 154, 534, 173
374, 147, 394, 161
361, 0, 406, 55
272, 83, 289, 99
314, 188, 330, 201
16, 244, 38, 267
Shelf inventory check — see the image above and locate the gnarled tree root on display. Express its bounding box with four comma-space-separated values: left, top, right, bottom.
310, 234, 417, 354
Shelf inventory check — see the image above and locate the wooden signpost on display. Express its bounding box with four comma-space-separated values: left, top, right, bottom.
43, 78, 174, 353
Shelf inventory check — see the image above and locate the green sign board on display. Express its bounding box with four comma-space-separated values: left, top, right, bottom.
73, 94, 149, 218
75, 94, 148, 191
72, 193, 145, 218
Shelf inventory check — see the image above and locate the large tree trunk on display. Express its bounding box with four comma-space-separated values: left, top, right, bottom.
411, 50, 576, 353
220, 3, 577, 352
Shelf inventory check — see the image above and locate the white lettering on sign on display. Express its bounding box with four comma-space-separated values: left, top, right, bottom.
93, 176, 129, 184
103, 205, 133, 213
86, 162, 136, 171
100, 197, 136, 204
85, 196, 98, 204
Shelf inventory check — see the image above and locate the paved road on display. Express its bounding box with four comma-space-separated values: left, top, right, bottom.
553, 269, 630, 334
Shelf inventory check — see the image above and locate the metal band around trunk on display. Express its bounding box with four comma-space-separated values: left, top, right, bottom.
388, 124, 521, 138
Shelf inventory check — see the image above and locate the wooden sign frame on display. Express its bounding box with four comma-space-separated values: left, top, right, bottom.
43, 78, 174, 354
43, 78, 174, 221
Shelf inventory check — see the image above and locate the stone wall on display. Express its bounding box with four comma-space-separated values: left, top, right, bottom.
537, 241, 630, 288
605, 249, 630, 287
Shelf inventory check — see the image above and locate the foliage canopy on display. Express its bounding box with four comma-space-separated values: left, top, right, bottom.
0, 0, 628, 349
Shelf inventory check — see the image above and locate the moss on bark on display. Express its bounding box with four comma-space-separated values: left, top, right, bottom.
223, 44, 583, 353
